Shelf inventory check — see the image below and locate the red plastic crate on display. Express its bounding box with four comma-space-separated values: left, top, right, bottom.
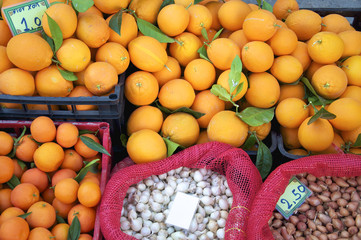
0, 120, 111, 240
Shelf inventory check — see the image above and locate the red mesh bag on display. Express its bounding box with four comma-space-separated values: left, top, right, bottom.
99, 141, 262, 240
247, 153, 361, 240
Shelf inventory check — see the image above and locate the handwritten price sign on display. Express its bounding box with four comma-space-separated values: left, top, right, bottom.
2, 0, 50, 36
276, 176, 312, 219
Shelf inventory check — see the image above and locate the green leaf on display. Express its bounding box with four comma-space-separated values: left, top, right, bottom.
7, 126, 27, 158
307, 107, 336, 125
301, 77, 326, 106
68, 215, 81, 240
71, 0, 94, 12
18, 212, 32, 219
212, 28, 223, 41
237, 107, 275, 127
45, 13, 63, 53
352, 134, 361, 148
56, 215, 66, 223
256, 0, 262, 7
233, 82, 244, 100
6, 175, 21, 189
307, 95, 334, 106
159, 0, 175, 11
155, 101, 205, 119
228, 55, 243, 95
41, 30, 55, 52
80, 135, 111, 156
201, 27, 209, 42
242, 133, 257, 150
194, 0, 203, 3
120, 134, 128, 147
17, 160, 27, 170
78, 130, 97, 135
57, 66, 78, 81
109, 10, 123, 36
163, 137, 183, 157
262, 0, 273, 12
74, 159, 100, 183
136, 17, 175, 43
256, 141, 273, 179
197, 45, 211, 62
210, 84, 232, 102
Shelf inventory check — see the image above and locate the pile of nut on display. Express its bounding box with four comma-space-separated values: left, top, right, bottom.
269, 173, 361, 240
120, 167, 233, 240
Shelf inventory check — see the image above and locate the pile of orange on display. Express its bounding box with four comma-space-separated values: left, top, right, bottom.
0, 116, 104, 240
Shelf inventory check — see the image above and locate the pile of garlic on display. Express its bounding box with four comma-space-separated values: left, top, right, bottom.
120, 167, 233, 240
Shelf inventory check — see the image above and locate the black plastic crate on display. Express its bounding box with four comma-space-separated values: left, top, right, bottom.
277, 132, 305, 161
245, 130, 278, 160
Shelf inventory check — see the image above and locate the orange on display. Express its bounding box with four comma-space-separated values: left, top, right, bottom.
267, 27, 298, 56
106, 13, 138, 48
276, 98, 309, 128
124, 71, 159, 106
33, 142, 64, 172
77, 181, 101, 207
0, 156, 14, 184
35, 65, 74, 97
161, 112, 200, 147
298, 117, 334, 152
306, 61, 336, 81
74, 133, 100, 158
288, 148, 308, 156
0, 68, 35, 96
228, 30, 249, 50
20, 168, 48, 193
280, 126, 301, 149
77, 5, 103, 19
12, 159, 26, 179
51, 169, 77, 187
184, 58, 216, 90
51, 223, 69, 240
341, 125, 361, 145
0, 46, 14, 74
241, 41, 274, 73
127, 129, 167, 164
338, 30, 361, 58
0, 188, 12, 213
54, 178, 79, 204
290, 41, 312, 71
191, 90, 226, 129
26, 201, 56, 228
342, 55, 361, 87
152, 57, 181, 87
207, 110, 248, 147
349, 148, 361, 154
0, 20, 12, 46
56, 38, 91, 72
321, 14, 353, 33
158, 79, 195, 111
278, 82, 306, 103
95, 42, 130, 75
169, 32, 203, 67
6, 33, 52, 71
311, 64, 348, 99
157, 4, 190, 37
128, 0, 163, 24
15, 135, 38, 162
76, 14, 110, 48
207, 38, 241, 70
245, 72, 280, 108
248, 122, 272, 141
196, 130, 210, 144
273, 0, 299, 20
30, 116, 56, 143
10, 183, 39, 211
307, 31, 344, 64
186, 4, 212, 36
315, 132, 345, 154
0, 217, 29, 240
0, 207, 24, 225
127, 106, 163, 136
327, 98, 361, 131
216, 69, 248, 101
42, 3, 77, 39
79, 234, 93, 240
205, 1, 222, 30
93, 0, 129, 14
217, 0, 252, 31
56, 123, 79, 149
243, 9, 278, 41
41, 187, 55, 204
285, 9, 322, 41
68, 204, 96, 233
61, 149, 84, 172
270, 55, 303, 84
128, 36, 168, 72
174, 0, 194, 7
27, 227, 54, 240
67, 86, 97, 111
84, 61, 118, 96
339, 86, 361, 103
0, 131, 13, 156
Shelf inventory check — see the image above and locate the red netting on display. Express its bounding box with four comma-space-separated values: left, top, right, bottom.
247, 153, 361, 240
99, 141, 262, 240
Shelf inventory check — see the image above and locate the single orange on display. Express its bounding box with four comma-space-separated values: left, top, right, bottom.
30, 116, 56, 143
33, 142, 64, 172
26, 201, 56, 228
0, 131, 13, 156
54, 178, 79, 204
158, 79, 195, 111
126, 106, 164, 136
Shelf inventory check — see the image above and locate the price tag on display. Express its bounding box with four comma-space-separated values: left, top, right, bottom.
2, 0, 50, 36
276, 176, 312, 219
